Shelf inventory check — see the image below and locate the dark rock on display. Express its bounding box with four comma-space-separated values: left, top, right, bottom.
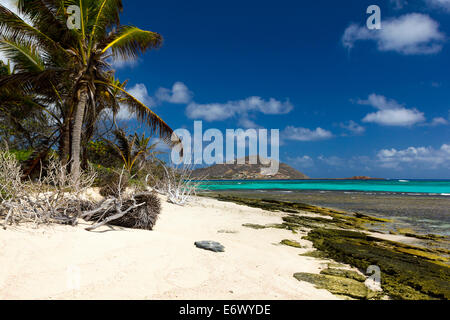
195, 241, 225, 253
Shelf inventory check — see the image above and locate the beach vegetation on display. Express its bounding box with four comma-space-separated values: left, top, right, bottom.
0, 0, 179, 183
0, 0, 185, 230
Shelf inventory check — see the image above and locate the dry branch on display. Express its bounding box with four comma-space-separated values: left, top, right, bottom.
146, 161, 203, 206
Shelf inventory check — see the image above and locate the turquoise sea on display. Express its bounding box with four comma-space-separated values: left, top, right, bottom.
198, 179, 450, 195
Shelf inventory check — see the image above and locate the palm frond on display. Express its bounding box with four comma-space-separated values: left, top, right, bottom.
112, 128, 132, 165
0, 37, 45, 72
101, 26, 163, 59
17, 0, 72, 44
89, 0, 123, 43
0, 4, 66, 57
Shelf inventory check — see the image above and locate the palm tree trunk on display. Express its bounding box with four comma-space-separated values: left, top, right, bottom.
59, 116, 71, 166
71, 86, 88, 181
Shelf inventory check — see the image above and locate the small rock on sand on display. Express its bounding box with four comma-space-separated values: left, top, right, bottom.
195, 241, 225, 253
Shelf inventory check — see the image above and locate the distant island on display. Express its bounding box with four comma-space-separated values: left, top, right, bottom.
191, 156, 309, 180
347, 176, 385, 180
191, 158, 385, 181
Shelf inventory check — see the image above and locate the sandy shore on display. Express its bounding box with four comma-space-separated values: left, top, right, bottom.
0, 195, 340, 300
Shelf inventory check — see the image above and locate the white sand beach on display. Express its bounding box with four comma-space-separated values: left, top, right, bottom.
0, 195, 340, 300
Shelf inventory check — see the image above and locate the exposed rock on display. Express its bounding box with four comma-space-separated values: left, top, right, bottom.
320, 268, 366, 282
280, 239, 305, 248
293, 272, 376, 300
195, 241, 225, 253
242, 223, 267, 230
217, 230, 238, 234
212, 195, 450, 300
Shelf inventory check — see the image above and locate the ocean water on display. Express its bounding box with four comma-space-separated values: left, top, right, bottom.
198, 179, 450, 195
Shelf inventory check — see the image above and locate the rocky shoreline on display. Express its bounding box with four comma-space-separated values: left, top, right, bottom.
205, 194, 450, 300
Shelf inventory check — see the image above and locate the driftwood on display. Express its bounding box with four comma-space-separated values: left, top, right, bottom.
0, 150, 161, 231
0, 149, 96, 229
146, 161, 203, 206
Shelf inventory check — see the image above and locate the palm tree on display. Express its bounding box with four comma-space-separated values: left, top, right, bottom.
0, 60, 58, 150
0, 1, 178, 181
106, 129, 161, 174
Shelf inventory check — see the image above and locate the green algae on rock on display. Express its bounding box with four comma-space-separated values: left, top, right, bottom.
320, 268, 366, 282
210, 195, 450, 300
293, 272, 377, 300
305, 228, 450, 300
299, 250, 329, 259
280, 239, 304, 248
242, 223, 267, 230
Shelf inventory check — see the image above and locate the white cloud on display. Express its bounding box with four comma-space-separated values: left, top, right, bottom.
342, 13, 446, 55
155, 82, 193, 104
287, 155, 315, 168
429, 117, 449, 126
109, 57, 139, 70
186, 102, 234, 121
363, 108, 425, 126
186, 96, 293, 122
116, 83, 156, 120
377, 143, 450, 169
318, 155, 346, 167
340, 120, 365, 135
358, 94, 425, 126
127, 83, 155, 106
283, 126, 333, 142
238, 116, 261, 129
426, 0, 450, 11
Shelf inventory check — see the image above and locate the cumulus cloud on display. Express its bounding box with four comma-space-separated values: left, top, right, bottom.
377, 143, 450, 169
340, 120, 366, 135
128, 83, 156, 106
358, 94, 425, 126
342, 13, 446, 55
186, 96, 293, 122
156, 82, 193, 104
283, 126, 333, 142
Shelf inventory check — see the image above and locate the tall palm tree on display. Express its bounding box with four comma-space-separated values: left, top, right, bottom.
0, 0, 178, 181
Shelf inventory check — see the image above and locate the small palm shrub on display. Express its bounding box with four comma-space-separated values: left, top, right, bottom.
99, 170, 130, 198
85, 192, 161, 230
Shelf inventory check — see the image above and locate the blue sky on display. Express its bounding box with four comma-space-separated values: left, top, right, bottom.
4, 0, 449, 178
109, 0, 450, 179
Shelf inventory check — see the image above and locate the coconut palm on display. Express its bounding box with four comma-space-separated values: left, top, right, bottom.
106, 129, 161, 174
0, 60, 58, 150
0, 0, 178, 181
